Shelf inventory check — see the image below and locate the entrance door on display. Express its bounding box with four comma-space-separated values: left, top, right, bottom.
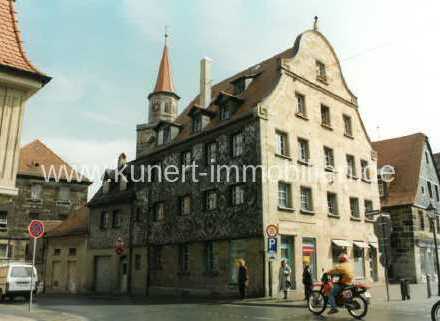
95, 256, 112, 293
66, 261, 77, 293
120, 256, 128, 294
281, 236, 295, 289
51, 261, 62, 289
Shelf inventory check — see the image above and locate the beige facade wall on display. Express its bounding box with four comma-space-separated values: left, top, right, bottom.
258, 30, 384, 298
44, 235, 88, 294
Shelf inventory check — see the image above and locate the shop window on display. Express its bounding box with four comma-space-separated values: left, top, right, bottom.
302, 238, 317, 281
204, 241, 215, 272
229, 240, 246, 284
353, 245, 366, 279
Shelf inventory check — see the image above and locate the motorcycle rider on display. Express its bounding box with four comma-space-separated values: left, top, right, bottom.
326, 253, 354, 315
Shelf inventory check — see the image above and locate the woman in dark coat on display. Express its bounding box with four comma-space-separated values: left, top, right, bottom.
237, 259, 248, 299
302, 264, 313, 300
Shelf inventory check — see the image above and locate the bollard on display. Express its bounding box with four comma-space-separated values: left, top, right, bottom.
427, 274, 432, 298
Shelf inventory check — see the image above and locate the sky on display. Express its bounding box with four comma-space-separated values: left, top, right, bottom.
15, 0, 440, 196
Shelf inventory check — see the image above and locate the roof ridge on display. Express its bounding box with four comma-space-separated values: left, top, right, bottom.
373, 132, 426, 145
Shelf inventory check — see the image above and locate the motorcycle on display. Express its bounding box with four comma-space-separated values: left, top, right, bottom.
308, 273, 371, 319
432, 300, 440, 321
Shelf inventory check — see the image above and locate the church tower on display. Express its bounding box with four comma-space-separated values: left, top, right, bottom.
137, 33, 179, 157
147, 33, 179, 124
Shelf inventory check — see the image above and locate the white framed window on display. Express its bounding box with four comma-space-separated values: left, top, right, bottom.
300, 186, 313, 212
343, 115, 353, 137
181, 150, 192, 167
162, 127, 171, 144
321, 104, 331, 126
278, 182, 291, 208
276, 131, 289, 156
180, 195, 191, 215
346, 154, 356, 177
360, 160, 370, 181
232, 185, 245, 206
350, 197, 360, 218
232, 132, 244, 157
324, 146, 335, 169
31, 184, 42, 200
100, 211, 109, 229
154, 203, 165, 221
206, 142, 217, 164
316, 60, 327, 80
298, 138, 310, 163
327, 192, 338, 216
192, 115, 202, 133
296, 93, 306, 116
364, 200, 373, 215
206, 190, 217, 210
220, 105, 231, 121
0, 211, 7, 230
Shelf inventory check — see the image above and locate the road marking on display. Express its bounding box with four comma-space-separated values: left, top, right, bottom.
255, 317, 274, 320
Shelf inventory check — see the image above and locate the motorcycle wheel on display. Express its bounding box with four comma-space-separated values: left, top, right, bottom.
347, 295, 368, 319
308, 290, 327, 315
431, 300, 440, 321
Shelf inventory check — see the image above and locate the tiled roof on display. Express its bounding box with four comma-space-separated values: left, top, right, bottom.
372, 133, 427, 207
46, 207, 88, 237
0, 0, 50, 83
40, 220, 63, 233
151, 44, 176, 95
18, 139, 91, 184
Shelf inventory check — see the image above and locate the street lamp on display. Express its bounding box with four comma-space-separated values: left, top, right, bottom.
426, 202, 440, 296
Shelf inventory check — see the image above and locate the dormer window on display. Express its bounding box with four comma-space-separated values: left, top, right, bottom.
220, 105, 231, 121
316, 60, 327, 82
163, 127, 171, 144
233, 77, 253, 95
192, 115, 202, 133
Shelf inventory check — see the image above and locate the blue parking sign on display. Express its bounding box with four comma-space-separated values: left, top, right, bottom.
268, 237, 277, 253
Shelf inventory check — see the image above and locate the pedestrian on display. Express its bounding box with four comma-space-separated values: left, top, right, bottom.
302, 264, 313, 300
279, 259, 292, 299
237, 258, 248, 299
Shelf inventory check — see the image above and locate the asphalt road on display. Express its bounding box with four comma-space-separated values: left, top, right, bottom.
0, 295, 436, 321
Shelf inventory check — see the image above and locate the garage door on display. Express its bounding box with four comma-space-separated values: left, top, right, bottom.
95, 256, 112, 293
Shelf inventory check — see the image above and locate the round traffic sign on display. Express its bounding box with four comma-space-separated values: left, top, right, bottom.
28, 220, 45, 239
266, 224, 278, 238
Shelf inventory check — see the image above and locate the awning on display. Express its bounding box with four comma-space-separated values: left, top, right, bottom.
369, 242, 378, 249
332, 240, 352, 248
353, 241, 370, 249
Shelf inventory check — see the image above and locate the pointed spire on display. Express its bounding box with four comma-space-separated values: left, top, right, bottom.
152, 28, 176, 94
313, 16, 319, 31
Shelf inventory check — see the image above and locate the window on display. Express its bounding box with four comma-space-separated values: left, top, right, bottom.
181, 151, 192, 167
419, 210, 425, 230
135, 207, 142, 222
321, 104, 331, 126
428, 181, 433, 199
300, 187, 313, 212
296, 93, 306, 116
232, 132, 244, 157
54, 248, 61, 256
150, 246, 162, 270
232, 185, 245, 206
162, 127, 171, 144
150, 162, 162, 183
206, 142, 217, 165
220, 105, 231, 121
436, 185, 440, 202
324, 147, 334, 169
303, 238, 317, 281
298, 138, 310, 163
164, 102, 171, 113
364, 200, 373, 215
68, 248, 77, 256
229, 240, 246, 283
135, 254, 142, 270
316, 60, 327, 80
154, 203, 165, 221
327, 192, 338, 216
350, 197, 360, 218
276, 131, 289, 157
205, 190, 217, 210
100, 212, 109, 230
31, 184, 42, 200
0, 211, 7, 230
180, 195, 191, 216
361, 160, 370, 181
378, 178, 386, 197
278, 182, 291, 208
192, 115, 202, 133
178, 244, 189, 272
0, 244, 8, 258
422, 185, 425, 194
343, 115, 353, 137
426, 151, 430, 164
112, 210, 121, 228
353, 245, 365, 279
204, 241, 215, 272
346, 155, 356, 177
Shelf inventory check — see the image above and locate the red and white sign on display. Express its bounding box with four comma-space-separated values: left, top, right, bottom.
28, 220, 45, 239
114, 237, 125, 255
266, 224, 279, 238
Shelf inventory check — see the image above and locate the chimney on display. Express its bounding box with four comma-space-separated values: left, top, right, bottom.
200, 57, 213, 108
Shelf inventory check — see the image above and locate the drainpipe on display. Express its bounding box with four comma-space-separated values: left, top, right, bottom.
127, 197, 134, 296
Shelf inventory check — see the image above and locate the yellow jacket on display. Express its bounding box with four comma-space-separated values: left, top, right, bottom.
329, 262, 354, 285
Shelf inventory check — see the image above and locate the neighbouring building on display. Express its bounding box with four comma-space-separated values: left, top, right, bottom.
1, 139, 90, 263
0, 0, 51, 259
87, 154, 149, 295
43, 207, 89, 294
373, 133, 440, 283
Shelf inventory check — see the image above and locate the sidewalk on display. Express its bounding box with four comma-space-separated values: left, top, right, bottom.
0, 304, 86, 321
